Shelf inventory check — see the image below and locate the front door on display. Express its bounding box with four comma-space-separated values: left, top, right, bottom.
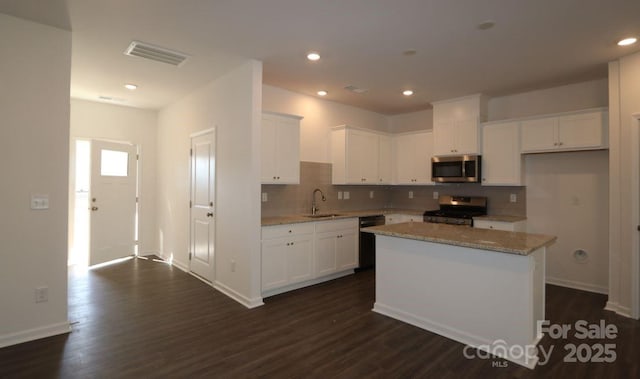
190, 130, 216, 282
89, 140, 138, 266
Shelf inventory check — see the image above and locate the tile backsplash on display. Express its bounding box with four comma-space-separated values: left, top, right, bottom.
261, 162, 526, 217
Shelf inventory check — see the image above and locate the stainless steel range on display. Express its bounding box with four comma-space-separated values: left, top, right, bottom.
423, 195, 487, 226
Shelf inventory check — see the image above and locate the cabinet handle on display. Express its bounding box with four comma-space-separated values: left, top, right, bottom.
288, 230, 292, 233
553, 142, 558, 146
291, 242, 294, 245
558, 142, 563, 146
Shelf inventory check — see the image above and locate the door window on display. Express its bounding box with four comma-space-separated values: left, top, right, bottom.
100, 149, 129, 177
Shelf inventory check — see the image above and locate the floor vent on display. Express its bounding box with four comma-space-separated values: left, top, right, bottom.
124, 41, 189, 66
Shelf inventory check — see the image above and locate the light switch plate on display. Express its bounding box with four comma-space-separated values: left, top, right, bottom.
409, 191, 414, 199
338, 191, 343, 200
433, 191, 439, 200
369, 191, 374, 199
510, 193, 517, 203
261, 193, 268, 202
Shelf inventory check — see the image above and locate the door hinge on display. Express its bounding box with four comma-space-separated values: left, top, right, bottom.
190, 148, 193, 157
189, 200, 192, 208
136, 197, 139, 203
189, 252, 192, 260
136, 154, 139, 160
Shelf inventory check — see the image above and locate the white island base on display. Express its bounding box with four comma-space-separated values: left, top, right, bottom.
373, 235, 545, 369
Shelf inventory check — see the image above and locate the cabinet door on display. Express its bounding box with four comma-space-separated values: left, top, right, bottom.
378, 135, 392, 184
346, 130, 366, 183
261, 116, 278, 183
314, 231, 337, 277
521, 117, 557, 152
275, 118, 300, 184
360, 132, 379, 183
261, 238, 288, 291
394, 134, 415, 184
433, 119, 456, 156
455, 118, 479, 155
413, 132, 433, 184
286, 235, 313, 284
336, 229, 358, 271
557, 112, 604, 150
482, 122, 522, 185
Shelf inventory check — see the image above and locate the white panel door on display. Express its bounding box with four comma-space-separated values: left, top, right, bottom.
190, 130, 216, 282
335, 229, 358, 271
275, 118, 300, 183
89, 140, 137, 266
314, 231, 337, 277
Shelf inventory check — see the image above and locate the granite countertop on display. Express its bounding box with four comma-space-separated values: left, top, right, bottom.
261, 208, 425, 226
473, 215, 527, 222
362, 222, 555, 256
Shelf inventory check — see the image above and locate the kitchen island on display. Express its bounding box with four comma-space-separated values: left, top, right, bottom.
363, 222, 556, 369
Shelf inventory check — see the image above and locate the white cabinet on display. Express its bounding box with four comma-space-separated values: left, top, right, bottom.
314, 218, 359, 276
474, 219, 527, 232
393, 131, 433, 185
261, 218, 358, 295
261, 112, 302, 184
481, 121, 524, 186
432, 94, 487, 156
261, 223, 314, 291
520, 109, 607, 153
332, 126, 385, 185
378, 135, 393, 184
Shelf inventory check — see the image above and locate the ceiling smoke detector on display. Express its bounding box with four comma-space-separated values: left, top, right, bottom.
124, 41, 189, 66
344, 85, 369, 94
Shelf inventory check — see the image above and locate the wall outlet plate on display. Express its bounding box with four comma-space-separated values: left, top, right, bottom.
35, 286, 48, 303
409, 191, 414, 199
338, 191, 343, 200
433, 191, 439, 200
344, 191, 350, 200
261, 193, 268, 202
31, 194, 49, 210
510, 194, 517, 203
369, 191, 374, 199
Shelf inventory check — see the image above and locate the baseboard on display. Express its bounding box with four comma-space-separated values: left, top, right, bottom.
0, 321, 71, 349
214, 280, 264, 309
171, 259, 189, 273
261, 270, 355, 298
373, 302, 538, 369
546, 276, 608, 295
605, 301, 633, 318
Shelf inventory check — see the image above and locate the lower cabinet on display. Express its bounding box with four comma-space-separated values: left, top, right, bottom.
261, 218, 358, 295
385, 213, 423, 224
474, 219, 527, 232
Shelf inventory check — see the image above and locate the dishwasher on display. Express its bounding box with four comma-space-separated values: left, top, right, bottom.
357, 215, 386, 270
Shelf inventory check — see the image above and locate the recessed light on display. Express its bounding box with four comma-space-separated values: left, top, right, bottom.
124, 83, 138, 90
307, 52, 321, 61
618, 37, 637, 46
317, 90, 328, 96
403, 90, 414, 96
477, 20, 495, 30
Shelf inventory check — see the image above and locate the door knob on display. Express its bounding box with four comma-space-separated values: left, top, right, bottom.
90, 206, 99, 211
207, 212, 213, 217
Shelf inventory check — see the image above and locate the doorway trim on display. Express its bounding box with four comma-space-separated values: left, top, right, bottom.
632, 113, 640, 319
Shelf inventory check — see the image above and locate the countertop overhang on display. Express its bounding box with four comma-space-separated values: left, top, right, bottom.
362, 222, 556, 256
261, 209, 424, 226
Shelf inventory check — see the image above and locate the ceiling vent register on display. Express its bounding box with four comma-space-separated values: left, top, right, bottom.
124, 41, 189, 66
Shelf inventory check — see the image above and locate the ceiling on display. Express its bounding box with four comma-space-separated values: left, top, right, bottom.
2, 0, 639, 114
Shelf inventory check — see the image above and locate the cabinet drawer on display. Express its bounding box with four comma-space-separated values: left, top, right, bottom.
474, 219, 526, 232
262, 222, 315, 240
315, 218, 358, 233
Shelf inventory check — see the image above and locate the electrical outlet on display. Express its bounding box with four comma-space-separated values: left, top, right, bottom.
338, 191, 343, 200
369, 191, 374, 199
35, 286, 48, 303
344, 191, 350, 200
261, 193, 268, 202
230, 260, 236, 273
30, 194, 49, 210
433, 191, 439, 200
408, 191, 414, 199
510, 193, 517, 203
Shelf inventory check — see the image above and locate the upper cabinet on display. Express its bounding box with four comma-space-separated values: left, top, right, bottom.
262, 112, 303, 184
331, 125, 388, 185
481, 121, 524, 186
378, 135, 393, 184
393, 131, 433, 185
520, 108, 608, 153
432, 94, 487, 156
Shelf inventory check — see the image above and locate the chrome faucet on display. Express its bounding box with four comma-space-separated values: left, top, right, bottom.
311, 188, 326, 215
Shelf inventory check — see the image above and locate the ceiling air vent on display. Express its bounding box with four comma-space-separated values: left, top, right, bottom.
344, 85, 369, 94
124, 41, 189, 66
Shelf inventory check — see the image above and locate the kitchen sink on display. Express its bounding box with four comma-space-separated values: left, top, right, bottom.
304, 213, 343, 218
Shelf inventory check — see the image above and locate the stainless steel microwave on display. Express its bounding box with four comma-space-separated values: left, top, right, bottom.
431, 155, 481, 183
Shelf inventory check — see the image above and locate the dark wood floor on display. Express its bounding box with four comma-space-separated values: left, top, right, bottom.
1, 256, 639, 378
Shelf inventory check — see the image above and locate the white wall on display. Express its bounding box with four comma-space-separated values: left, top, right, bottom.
488, 78, 608, 121
526, 151, 609, 293
608, 51, 640, 317
388, 109, 433, 133
69, 99, 159, 255
157, 60, 263, 307
262, 85, 388, 163
0, 14, 71, 347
